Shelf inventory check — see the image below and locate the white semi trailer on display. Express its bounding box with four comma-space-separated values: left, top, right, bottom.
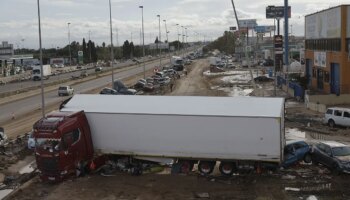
33, 95, 285, 181
32, 65, 52, 81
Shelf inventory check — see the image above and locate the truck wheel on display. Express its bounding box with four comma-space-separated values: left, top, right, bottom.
303, 153, 312, 163
198, 161, 215, 175
179, 160, 194, 173
219, 162, 236, 176
328, 119, 336, 128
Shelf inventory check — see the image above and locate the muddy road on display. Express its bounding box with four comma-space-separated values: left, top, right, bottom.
6, 59, 350, 200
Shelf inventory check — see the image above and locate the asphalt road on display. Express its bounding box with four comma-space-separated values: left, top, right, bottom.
0, 59, 167, 123
0, 60, 139, 94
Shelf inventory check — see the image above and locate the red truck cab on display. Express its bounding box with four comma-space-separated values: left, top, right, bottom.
33, 111, 94, 181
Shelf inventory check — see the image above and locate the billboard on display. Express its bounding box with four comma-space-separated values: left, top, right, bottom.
149, 43, 169, 50
305, 7, 341, 39
255, 26, 275, 33
238, 19, 257, 29
78, 51, 83, 65
266, 6, 291, 19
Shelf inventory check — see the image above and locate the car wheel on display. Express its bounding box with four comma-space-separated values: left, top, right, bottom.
332, 163, 341, 175
328, 119, 336, 128
303, 153, 312, 163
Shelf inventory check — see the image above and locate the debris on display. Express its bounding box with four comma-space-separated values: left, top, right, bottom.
194, 192, 210, 198
285, 187, 300, 192
306, 195, 318, 200
281, 175, 296, 180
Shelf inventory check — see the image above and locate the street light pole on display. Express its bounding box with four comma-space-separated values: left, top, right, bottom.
37, 0, 45, 118
181, 26, 185, 57
139, 6, 146, 79
157, 15, 162, 69
185, 27, 188, 53
67, 22, 71, 66
176, 24, 180, 55
109, 0, 115, 84
163, 19, 170, 62
89, 30, 92, 63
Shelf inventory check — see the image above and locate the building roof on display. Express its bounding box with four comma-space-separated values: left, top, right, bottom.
61, 94, 285, 118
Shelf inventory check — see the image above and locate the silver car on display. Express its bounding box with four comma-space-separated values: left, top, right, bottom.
58, 86, 74, 96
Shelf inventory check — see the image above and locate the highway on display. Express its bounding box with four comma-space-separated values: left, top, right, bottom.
0, 60, 141, 95
0, 59, 166, 124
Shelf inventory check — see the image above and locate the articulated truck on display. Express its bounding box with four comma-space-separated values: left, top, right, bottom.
33, 95, 285, 181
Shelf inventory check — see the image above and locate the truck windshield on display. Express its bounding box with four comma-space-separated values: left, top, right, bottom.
175, 60, 183, 65
33, 69, 40, 74
35, 138, 61, 151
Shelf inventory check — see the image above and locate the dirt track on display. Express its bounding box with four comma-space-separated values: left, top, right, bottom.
7, 59, 350, 200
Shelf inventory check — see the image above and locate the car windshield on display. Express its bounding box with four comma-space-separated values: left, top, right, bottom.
332, 146, 350, 157
35, 138, 61, 152
59, 87, 67, 90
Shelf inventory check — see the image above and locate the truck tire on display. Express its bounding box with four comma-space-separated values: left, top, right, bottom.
179, 160, 194, 173
219, 162, 236, 176
328, 119, 336, 128
198, 161, 215, 175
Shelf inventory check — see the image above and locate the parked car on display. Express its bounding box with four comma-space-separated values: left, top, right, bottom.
113, 80, 137, 95
95, 67, 103, 72
311, 141, 350, 174
143, 83, 155, 92
58, 86, 74, 96
134, 79, 147, 89
324, 107, 350, 128
282, 140, 312, 168
100, 87, 119, 95
132, 58, 140, 64
154, 77, 171, 86
254, 76, 274, 83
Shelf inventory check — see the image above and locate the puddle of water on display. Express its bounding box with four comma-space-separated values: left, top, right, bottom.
285, 128, 306, 141
217, 86, 253, 97
0, 189, 13, 199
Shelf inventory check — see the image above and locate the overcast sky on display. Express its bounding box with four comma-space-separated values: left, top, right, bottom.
0, 0, 348, 49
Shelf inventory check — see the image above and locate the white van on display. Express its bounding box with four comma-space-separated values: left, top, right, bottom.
324, 107, 350, 128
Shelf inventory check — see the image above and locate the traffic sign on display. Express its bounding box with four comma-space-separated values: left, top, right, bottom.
266, 6, 291, 19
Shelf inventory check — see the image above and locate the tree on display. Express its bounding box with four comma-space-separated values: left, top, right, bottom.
130, 42, 134, 58
205, 31, 237, 54
82, 38, 87, 63
122, 40, 130, 59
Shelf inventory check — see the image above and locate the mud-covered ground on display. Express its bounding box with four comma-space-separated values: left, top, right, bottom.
6, 59, 350, 200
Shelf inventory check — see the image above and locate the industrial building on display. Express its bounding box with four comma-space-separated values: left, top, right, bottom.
305, 5, 350, 95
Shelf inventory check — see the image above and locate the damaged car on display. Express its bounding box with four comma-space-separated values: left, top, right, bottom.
282, 140, 312, 168
311, 141, 350, 174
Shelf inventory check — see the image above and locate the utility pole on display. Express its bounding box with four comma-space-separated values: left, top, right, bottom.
157, 15, 162, 68
163, 19, 170, 62
176, 24, 180, 55
89, 30, 92, 63
109, 0, 114, 84
67, 22, 71, 66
